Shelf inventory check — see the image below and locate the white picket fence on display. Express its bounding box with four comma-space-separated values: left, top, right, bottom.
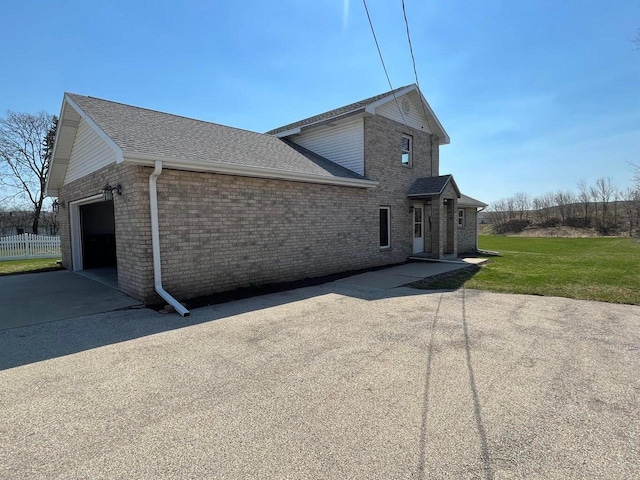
0, 233, 61, 260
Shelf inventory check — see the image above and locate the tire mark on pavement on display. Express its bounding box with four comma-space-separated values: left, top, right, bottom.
462, 287, 495, 480
416, 293, 443, 479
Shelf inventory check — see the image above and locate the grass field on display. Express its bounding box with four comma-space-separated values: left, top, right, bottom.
0, 258, 62, 276
425, 236, 640, 305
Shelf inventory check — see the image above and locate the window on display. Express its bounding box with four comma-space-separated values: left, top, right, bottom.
379, 207, 391, 248
458, 209, 465, 227
401, 135, 412, 166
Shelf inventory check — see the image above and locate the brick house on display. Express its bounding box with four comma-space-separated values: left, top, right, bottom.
45, 84, 486, 314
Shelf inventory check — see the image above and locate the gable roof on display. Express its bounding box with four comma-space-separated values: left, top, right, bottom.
266, 84, 450, 144
407, 175, 460, 198
458, 194, 488, 208
46, 94, 377, 195
266, 85, 410, 135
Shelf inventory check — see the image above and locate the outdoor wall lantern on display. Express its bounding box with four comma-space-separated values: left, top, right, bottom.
409, 205, 415, 213
102, 183, 122, 201
52, 199, 65, 214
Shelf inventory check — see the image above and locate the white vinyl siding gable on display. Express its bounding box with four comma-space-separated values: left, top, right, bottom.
375, 94, 433, 133
64, 119, 118, 184
287, 118, 364, 175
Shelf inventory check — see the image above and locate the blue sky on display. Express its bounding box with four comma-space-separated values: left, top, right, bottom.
1, 0, 638, 203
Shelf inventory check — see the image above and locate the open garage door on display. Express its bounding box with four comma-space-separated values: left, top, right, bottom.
70, 195, 118, 277
80, 200, 116, 269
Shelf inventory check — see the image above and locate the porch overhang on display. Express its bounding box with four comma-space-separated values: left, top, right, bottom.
407, 174, 461, 200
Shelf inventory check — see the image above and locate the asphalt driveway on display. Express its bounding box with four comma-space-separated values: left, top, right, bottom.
0, 283, 638, 479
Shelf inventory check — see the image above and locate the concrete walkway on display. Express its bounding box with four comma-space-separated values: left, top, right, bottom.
335, 261, 473, 289
0, 270, 141, 331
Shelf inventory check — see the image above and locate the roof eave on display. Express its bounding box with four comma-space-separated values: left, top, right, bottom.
272, 108, 366, 138
44, 97, 69, 197
123, 153, 378, 189
45, 94, 125, 197
64, 94, 125, 163
458, 201, 488, 208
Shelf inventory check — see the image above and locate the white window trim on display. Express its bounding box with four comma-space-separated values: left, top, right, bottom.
379, 206, 391, 249
401, 134, 413, 167
457, 209, 465, 228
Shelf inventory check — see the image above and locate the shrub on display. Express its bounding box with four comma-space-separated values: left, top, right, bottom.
536, 218, 561, 228
565, 217, 591, 228
493, 219, 530, 234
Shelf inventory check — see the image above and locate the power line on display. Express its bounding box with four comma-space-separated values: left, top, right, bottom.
401, 0, 435, 133
361, 0, 407, 127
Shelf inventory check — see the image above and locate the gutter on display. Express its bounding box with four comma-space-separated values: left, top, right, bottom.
125, 152, 378, 189
149, 160, 190, 317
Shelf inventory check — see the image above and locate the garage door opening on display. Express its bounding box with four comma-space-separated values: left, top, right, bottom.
70, 195, 118, 289
81, 201, 116, 269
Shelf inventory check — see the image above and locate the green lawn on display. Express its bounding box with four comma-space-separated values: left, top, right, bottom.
427, 236, 640, 305
0, 258, 62, 276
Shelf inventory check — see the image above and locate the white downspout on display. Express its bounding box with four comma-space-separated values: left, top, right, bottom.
476, 206, 486, 252
149, 160, 190, 317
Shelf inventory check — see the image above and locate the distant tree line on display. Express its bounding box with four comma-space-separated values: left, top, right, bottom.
0, 208, 59, 236
487, 171, 640, 237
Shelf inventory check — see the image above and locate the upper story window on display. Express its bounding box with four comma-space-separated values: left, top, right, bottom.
401, 135, 412, 167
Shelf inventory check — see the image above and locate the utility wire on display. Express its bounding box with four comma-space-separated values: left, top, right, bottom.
362, 0, 407, 127
401, 0, 435, 133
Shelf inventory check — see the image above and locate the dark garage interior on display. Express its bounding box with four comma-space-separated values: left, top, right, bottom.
81, 200, 117, 269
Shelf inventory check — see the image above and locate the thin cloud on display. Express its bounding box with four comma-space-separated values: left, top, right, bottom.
342, 0, 350, 30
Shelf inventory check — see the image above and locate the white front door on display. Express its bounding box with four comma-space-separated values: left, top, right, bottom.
413, 204, 424, 253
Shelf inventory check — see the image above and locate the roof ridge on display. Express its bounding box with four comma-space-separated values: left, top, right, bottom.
265, 83, 416, 135
66, 93, 269, 139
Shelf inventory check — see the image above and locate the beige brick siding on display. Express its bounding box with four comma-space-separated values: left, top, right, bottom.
458, 207, 479, 253
58, 114, 448, 304
58, 163, 154, 300
364, 115, 438, 257
149, 114, 441, 303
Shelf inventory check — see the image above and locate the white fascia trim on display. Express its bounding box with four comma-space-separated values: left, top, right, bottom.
364, 84, 451, 145
124, 152, 379, 189
415, 90, 450, 145
272, 127, 301, 138
44, 99, 70, 197
364, 85, 418, 113
64, 94, 125, 163
458, 199, 489, 208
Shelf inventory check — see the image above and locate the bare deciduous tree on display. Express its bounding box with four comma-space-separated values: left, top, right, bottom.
554, 190, 574, 225
513, 192, 530, 220
631, 161, 640, 191
577, 179, 592, 223
621, 187, 640, 237
592, 177, 616, 225
0, 111, 57, 234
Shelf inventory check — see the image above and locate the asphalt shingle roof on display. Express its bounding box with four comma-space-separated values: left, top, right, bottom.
265, 85, 413, 135
407, 175, 453, 196
458, 194, 488, 207
67, 94, 366, 181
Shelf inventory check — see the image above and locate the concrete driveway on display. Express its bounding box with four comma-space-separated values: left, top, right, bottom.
0, 282, 638, 479
0, 270, 141, 331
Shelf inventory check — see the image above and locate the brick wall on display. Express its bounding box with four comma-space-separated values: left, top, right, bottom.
364, 114, 439, 257
458, 207, 479, 253
146, 115, 442, 303
57, 163, 154, 300
57, 114, 443, 304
